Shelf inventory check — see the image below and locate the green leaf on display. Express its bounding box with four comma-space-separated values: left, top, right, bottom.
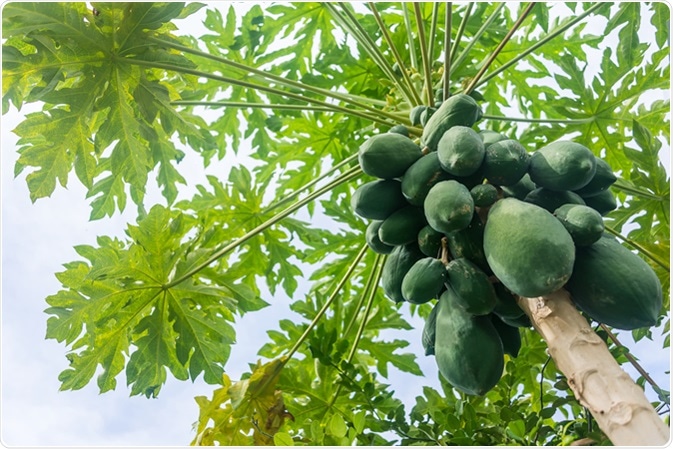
273, 432, 295, 446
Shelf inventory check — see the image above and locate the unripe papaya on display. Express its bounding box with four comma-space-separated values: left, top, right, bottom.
529, 141, 597, 191
358, 133, 422, 179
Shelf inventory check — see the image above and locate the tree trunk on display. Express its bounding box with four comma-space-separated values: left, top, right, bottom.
517, 289, 669, 446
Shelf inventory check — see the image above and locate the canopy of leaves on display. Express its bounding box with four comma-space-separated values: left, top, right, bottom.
2, 1, 670, 445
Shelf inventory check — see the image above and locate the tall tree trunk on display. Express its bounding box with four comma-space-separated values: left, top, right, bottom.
517, 289, 669, 446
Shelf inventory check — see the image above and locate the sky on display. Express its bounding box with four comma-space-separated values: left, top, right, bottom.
1, 2, 670, 448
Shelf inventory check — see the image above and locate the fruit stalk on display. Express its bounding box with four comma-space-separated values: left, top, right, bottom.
517, 289, 669, 446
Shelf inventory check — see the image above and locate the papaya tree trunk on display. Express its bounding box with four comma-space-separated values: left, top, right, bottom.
517, 289, 669, 446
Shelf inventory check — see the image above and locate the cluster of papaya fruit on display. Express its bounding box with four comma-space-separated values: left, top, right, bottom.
351, 94, 664, 396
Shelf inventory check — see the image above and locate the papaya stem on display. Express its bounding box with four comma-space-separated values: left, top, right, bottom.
464, 2, 537, 95
471, 2, 606, 90
413, 3, 434, 106
367, 2, 423, 106
171, 101, 336, 113
450, 3, 507, 72
611, 179, 664, 201
330, 254, 384, 408
598, 324, 667, 402
604, 226, 670, 271
285, 244, 370, 361
267, 157, 360, 213
148, 36, 392, 115
402, 3, 418, 70
481, 114, 595, 124
164, 168, 363, 289
427, 3, 441, 73
443, 3, 453, 101
440, 237, 451, 265
343, 253, 383, 337
449, 2, 475, 68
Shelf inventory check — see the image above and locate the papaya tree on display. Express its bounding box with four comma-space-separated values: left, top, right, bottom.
2, 1, 670, 445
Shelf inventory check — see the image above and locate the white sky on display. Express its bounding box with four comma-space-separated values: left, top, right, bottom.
1, 2, 670, 447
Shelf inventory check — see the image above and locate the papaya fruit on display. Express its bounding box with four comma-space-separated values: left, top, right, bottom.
479, 129, 507, 149
410, 105, 427, 126
420, 107, 437, 127
378, 205, 427, 246
482, 139, 530, 186
437, 126, 485, 177
351, 179, 407, 220
524, 187, 585, 213
529, 141, 597, 191
483, 198, 575, 297
553, 203, 604, 247
492, 283, 524, 320
445, 213, 490, 274
500, 313, 532, 328
434, 288, 504, 395
423, 180, 474, 234
572, 157, 617, 197
501, 173, 536, 200
470, 183, 499, 207
422, 302, 439, 356
565, 235, 663, 330
389, 125, 410, 137
402, 257, 447, 304
490, 314, 522, 358
583, 188, 617, 216
358, 133, 422, 179
418, 225, 444, 257
445, 257, 497, 315
365, 220, 394, 254
381, 243, 424, 303
421, 94, 483, 151
401, 152, 453, 207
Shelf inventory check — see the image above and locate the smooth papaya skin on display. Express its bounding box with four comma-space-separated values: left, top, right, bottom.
381, 243, 424, 303
553, 203, 604, 247
421, 94, 483, 151
401, 257, 447, 304
566, 235, 663, 330
470, 183, 499, 207
573, 158, 617, 197
422, 302, 439, 356
423, 180, 474, 234
434, 288, 504, 395
582, 188, 617, 216
351, 179, 407, 220
417, 225, 444, 257
358, 133, 422, 179
524, 187, 585, 213
445, 258, 497, 315
483, 198, 575, 297
378, 205, 427, 246
529, 141, 597, 191
365, 220, 395, 254
445, 213, 490, 274
437, 126, 485, 177
490, 314, 522, 358
401, 152, 453, 207
482, 139, 530, 186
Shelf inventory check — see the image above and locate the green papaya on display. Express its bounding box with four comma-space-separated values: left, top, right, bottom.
482, 139, 530, 186
365, 220, 394, 254
553, 204, 604, 247
378, 206, 427, 246
402, 257, 448, 304
565, 235, 663, 330
351, 179, 407, 220
484, 198, 575, 297
470, 183, 499, 207
583, 188, 617, 216
524, 187, 585, 213
529, 141, 597, 191
479, 130, 508, 149
358, 133, 422, 179
492, 283, 524, 320
437, 126, 485, 177
501, 173, 536, 200
500, 313, 532, 328
445, 258, 497, 315
423, 180, 474, 234
401, 152, 453, 206
389, 125, 410, 137
422, 302, 439, 356
418, 225, 444, 257
572, 158, 617, 197
434, 288, 504, 395
445, 213, 490, 274
490, 314, 522, 357
381, 243, 424, 303
410, 105, 427, 126
420, 107, 437, 127
421, 94, 483, 151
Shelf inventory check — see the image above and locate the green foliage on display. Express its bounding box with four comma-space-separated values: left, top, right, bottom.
3, 1, 670, 446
